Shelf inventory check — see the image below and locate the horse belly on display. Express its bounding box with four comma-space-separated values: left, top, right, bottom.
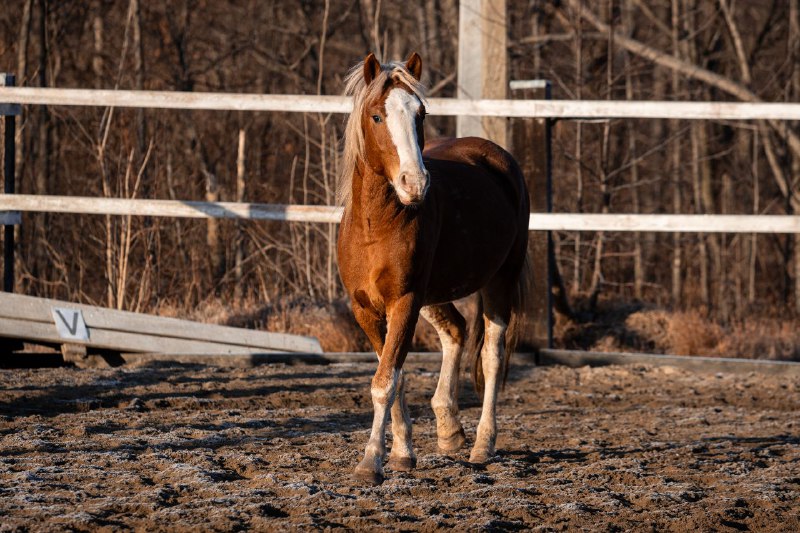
424, 202, 519, 304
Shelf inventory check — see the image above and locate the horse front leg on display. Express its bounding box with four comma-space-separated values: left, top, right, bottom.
386, 369, 416, 471
354, 294, 420, 485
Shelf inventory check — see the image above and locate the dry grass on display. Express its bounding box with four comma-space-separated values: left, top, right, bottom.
558, 299, 799, 361
156, 297, 797, 361
155, 297, 371, 352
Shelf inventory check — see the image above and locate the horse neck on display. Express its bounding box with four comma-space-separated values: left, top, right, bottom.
350, 160, 403, 223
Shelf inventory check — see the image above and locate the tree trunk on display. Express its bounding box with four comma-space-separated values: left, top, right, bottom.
32, 0, 51, 286
234, 129, 246, 305
623, 0, 643, 300
670, 0, 682, 308
748, 130, 759, 306
791, 0, 800, 313
566, 0, 800, 181
572, 0, 584, 296
92, 0, 103, 87
589, 0, 614, 311
15, 0, 33, 195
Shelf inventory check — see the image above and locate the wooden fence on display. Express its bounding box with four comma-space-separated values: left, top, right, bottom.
1, 194, 799, 233
3, 86, 800, 119
2, 85, 800, 362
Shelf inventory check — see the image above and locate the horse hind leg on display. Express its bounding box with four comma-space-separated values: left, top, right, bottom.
469, 290, 511, 464
420, 304, 467, 452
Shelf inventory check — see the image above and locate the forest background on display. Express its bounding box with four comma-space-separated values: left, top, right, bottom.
1, 0, 799, 358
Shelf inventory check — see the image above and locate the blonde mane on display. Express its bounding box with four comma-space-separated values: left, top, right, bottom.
337, 59, 427, 206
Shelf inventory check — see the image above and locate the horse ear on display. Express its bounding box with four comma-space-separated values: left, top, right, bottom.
363, 53, 381, 85
405, 52, 422, 81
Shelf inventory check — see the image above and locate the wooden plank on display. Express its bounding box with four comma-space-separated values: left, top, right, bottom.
435, 99, 800, 120
119, 351, 441, 366
2, 195, 798, 234
121, 352, 332, 367
0, 194, 343, 223
528, 213, 800, 233
538, 348, 800, 376
0, 317, 286, 355
0, 87, 352, 114
3, 86, 800, 120
118, 350, 800, 377
0, 293, 322, 353
512, 81, 552, 349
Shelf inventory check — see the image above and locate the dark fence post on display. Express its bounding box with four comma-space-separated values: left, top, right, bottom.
2, 73, 20, 293
511, 79, 553, 351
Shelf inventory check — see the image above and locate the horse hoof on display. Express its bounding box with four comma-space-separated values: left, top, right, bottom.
438, 429, 467, 452
469, 448, 493, 464
387, 455, 416, 471
353, 466, 385, 486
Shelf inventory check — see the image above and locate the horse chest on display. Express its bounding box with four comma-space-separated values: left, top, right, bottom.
339, 218, 427, 307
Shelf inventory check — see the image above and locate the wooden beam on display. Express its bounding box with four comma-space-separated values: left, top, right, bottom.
512, 81, 552, 349
0, 194, 343, 223
431, 99, 800, 120
0, 293, 322, 354
1, 195, 798, 233
3, 87, 800, 120
538, 348, 800, 377
120, 350, 800, 376
528, 213, 800, 233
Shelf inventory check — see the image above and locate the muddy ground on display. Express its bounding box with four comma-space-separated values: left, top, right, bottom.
0, 358, 798, 531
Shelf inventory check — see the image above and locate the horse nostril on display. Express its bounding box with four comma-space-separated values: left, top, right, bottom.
399, 173, 409, 187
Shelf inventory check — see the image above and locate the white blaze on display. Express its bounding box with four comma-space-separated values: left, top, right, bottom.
384, 88, 425, 180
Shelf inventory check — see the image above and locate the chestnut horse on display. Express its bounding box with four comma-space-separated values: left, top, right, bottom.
337, 52, 530, 485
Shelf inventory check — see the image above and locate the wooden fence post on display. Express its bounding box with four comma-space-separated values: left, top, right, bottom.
1, 73, 20, 294
511, 80, 553, 350
456, 0, 508, 148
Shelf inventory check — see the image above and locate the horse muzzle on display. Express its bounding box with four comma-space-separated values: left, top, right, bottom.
394, 169, 430, 206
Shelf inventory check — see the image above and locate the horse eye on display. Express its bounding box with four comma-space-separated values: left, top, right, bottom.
372, 115, 382, 123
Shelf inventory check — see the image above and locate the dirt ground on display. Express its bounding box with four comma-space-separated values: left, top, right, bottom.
1, 358, 798, 531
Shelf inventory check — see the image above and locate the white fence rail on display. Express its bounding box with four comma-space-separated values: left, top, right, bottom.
2, 88, 799, 235
3, 87, 800, 119
2, 195, 799, 233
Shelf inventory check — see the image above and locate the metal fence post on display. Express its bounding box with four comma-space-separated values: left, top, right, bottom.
1, 73, 20, 293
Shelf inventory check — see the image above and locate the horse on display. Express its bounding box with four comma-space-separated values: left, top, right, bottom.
336, 52, 530, 485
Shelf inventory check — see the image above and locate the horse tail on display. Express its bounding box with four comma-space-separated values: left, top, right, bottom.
465, 294, 486, 394
503, 250, 532, 388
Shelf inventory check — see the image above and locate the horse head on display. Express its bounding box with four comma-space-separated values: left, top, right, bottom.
359, 52, 429, 206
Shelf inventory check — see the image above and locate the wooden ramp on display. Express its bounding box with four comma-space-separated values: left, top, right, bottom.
0, 293, 322, 363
